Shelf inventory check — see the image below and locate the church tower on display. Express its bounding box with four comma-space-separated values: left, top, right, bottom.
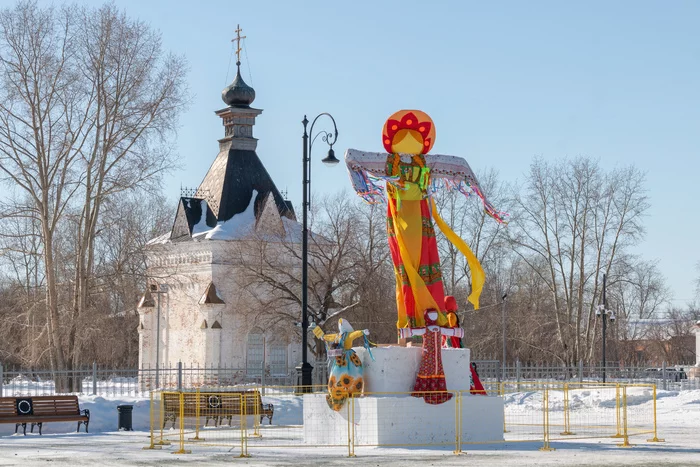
137, 27, 300, 384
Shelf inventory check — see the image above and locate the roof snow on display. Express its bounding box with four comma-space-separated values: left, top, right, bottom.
192, 190, 258, 240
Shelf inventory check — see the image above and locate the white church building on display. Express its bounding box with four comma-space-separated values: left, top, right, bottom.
136, 56, 304, 384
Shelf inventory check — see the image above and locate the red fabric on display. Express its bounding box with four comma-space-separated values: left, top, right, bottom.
412, 312, 452, 405
442, 334, 461, 349
387, 199, 446, 327
442, 296, 461, 348
470, 363, 487, 395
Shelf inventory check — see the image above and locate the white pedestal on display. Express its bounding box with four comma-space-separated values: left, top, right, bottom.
304, 346, 503, 446
355, 346, 471, 393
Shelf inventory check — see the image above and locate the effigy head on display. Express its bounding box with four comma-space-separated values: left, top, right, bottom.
424, 308, 439, 324
338, 318, 354, 334
383, 110, 436, 155
445, 296, 459, 328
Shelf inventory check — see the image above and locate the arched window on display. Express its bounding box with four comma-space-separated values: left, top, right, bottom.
246, 330, 264, 377
268, 344, 288, 376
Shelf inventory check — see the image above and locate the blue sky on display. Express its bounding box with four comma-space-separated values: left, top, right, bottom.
38, 0, 700, 303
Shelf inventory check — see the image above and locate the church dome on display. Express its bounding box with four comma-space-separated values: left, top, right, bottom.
222, 62, 255, 107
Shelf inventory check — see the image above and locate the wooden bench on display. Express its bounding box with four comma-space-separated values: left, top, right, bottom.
162, 390, 273, 428
0, 395, 90, 435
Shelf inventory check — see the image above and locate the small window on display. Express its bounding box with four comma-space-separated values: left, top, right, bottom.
269, 344, 288, 376
246, 331, 264, 377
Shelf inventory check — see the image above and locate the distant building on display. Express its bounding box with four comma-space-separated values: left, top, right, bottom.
136, 48, 302, 384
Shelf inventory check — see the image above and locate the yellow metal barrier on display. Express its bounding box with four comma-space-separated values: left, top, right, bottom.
146, 382, 661, 457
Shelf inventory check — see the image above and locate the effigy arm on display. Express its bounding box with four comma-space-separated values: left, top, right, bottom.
398, 327, 426, 339
425, 154, 508, 224
441, 327, 464, 338
323, 332, 339, 342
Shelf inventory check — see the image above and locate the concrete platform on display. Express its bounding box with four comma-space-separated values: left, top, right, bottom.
303, 392, 504, 445
304, 346, 503, 446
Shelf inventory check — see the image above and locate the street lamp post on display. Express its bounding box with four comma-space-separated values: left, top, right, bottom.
296, 113, 339, 391
501, 293, 508, 382
596, 273, 616, 383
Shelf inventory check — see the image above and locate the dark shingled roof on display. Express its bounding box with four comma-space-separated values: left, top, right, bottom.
197, 148, 295, 223
170, 197, 217, 242
200, 282, 225, 304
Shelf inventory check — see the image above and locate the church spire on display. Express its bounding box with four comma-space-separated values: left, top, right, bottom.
222, 24, 255, 107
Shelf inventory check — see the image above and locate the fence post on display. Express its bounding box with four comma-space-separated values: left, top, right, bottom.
539, 387, 555, 451
261, 361, 265, 396
662, 361, 667, 391
516, 360, 521, 383
578, 360, 583, 383
172, 391, 191, 455
613, 384, 623, 438
0, 362, 3, 397
454, 391, 462, 454
141, 391, 160, 450
560, 383, 573, 435
616, 385, 632, 448
177, 362, 183, 392
646, 384, 665, 442
92, 362, 97, 396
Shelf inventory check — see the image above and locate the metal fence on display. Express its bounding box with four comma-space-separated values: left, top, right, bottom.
0, 361, 330, 398
0, 359, 697, 398
475, 360, 700, 391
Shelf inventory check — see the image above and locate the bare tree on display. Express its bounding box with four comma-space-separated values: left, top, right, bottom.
508, 157, 649, 364
0, 3, 85, 376
0, 2, 187, 382
233, 194, 397, 357
0, 210, 45, 367
68, 4, 187, 371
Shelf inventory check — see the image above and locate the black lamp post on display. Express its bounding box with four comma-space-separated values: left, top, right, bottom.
296, 113, 339, 391
596, 273, 616, 383
501, 292, 508, 382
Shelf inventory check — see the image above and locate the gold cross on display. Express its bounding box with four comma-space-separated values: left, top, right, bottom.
232, 24, 246, 64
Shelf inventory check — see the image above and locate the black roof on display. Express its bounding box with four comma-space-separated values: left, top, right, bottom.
170, 197, 217, 242
199, 148, 295, 223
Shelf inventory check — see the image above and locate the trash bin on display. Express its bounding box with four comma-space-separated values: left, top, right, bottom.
117, 404, 134, 431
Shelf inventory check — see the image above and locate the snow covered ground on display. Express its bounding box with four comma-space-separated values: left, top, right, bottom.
0, 389, 698, 466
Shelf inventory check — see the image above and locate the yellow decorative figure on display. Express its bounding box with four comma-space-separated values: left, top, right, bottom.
314, 318, 373, 411
345, 110, 508, 331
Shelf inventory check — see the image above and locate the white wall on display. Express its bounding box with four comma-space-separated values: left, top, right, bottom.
139, 239, 302, 372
